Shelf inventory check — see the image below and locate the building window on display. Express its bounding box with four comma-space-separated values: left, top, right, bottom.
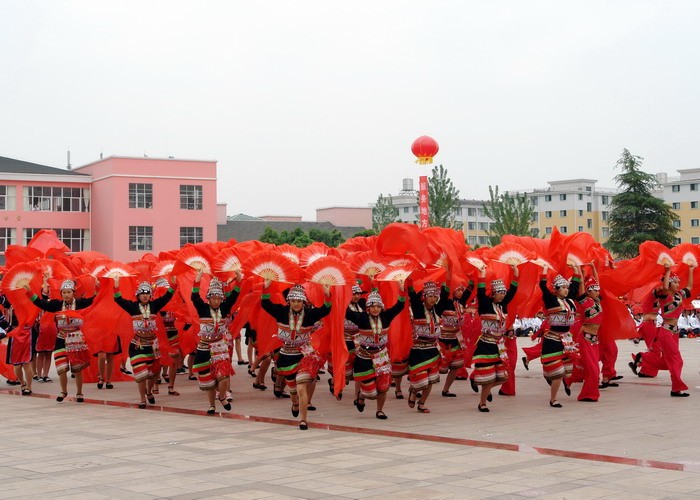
692, 219, 699, 227
585, 186, 592, 192
0, 186, 17, 211
601, 195, 609, 205
587, 219, 593, 229
672, 185, 680, 192
691, 183, 698, 191
578, 194, 583, 201
453, 221, 463, 230
180, 227, 203, 246
586, 202, 592, 212
478, 208, 485, 217
545, 226, 552, 235
530, 196, 538, 206
692, 201, 698, 209
692, 237, 700, 244
545, 211, 552, 218
560, 226, 568, 234
601, 211, 609, 221
0, 228, 16, 252
672, 202, 681, 210
467, 208, 476, 216
478, 236, 489, 245
674, 237, 682, 245
129, 226, 153, 251
673, 220, 681, 228
23, 186, 87, 212
560, 210, 567, 217
454, 207, 462, 217
412, 206, 418, 213
560, 194, 567, 201
467, 236, 476, 246
578, 226, 583, 232
578, 210, 583, 217
479, 222, 489, 231
545, 195, 552, 202
129, 183, 153, 209
602, 227, 610, 238
467, 222, 476, 230
531, 213, 539, 222
180, 185, 203, 210
402, 207, 409, 214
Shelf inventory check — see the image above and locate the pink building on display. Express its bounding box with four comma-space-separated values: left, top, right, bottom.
316, 206, 372, 229
0, 155, 218, 263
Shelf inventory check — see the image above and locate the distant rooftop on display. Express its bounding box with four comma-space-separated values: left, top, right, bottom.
227, 213, 263, 221
0, 156, 87, 176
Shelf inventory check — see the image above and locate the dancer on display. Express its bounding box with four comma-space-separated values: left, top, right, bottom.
26, 276, 94, 402
635, 264, 694, 397
260, 280, 331, 430
539, 266, 579, 408
113, 275, 177, 408
472, 265, 519, 412
405, 281, 450, 413
345, 286, 406, 419
439, 282, 472, 397
191, 271, 241, 414
329, 284, 364, 400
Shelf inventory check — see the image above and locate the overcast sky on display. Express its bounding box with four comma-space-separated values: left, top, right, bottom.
2, 1, 699, 220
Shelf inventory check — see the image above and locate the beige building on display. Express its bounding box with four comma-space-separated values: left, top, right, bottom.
316, 206, 372, 230
655, 168, 700, 245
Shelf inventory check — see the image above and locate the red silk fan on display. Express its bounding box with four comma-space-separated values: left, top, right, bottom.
276, 244, 301, 264
127, 261, 155, 282
175, 246, 212, 274
212, 248, 244, 280
465, 252, 487, 272
2, 263, 41, 291
672, 243, 700, 267
100, 262, 137, 279
33, 259, 73, 282
348, 251, 386, 278
85, 258, 112, 278
243, 250, 305, 284
487, 242, 535, 266
375, 263, 417, 283
305, 256, 354, 286
640, 241, 675, 267
152, 260, 176, 278
300, 242, 330, 267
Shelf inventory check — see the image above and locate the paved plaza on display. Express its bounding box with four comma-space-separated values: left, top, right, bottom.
1, 337, 700, 499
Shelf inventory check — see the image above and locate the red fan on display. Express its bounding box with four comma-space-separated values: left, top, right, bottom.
2, 263, 41, 291
300, 242, 330, 267
305, 256, 354, 286
672, 243, 700, 267
27, 229, 70, 255
640, 241, 674, 267
566, 251, 586, 267
277, 244, 301, 264
348, 251, 386, 278
127, 261, 155, 282
385, 256, 421, 268
375, 263, 418, 283
175, 246, 212, 274
212, 247, 244, 278
465, 252, 487, 272
487, 242, 535, 266
243, 250, 305, 284
100, 262, 137, 279
152, 260, 176, 278
85, 258, 112, 278
34, 259, 73, 283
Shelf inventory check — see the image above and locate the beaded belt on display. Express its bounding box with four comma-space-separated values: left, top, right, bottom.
584, 332, 598, 343
662, 323, 678, 332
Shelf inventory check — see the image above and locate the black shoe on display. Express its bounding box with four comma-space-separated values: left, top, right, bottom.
470, 378, 478, 393
628, 361, 638, 375
291, 404, 300, 417
376, 410, 388, 420
521, 356, 529, 371
328, 378, 334, 395
486, 392, 493, 402
549, 400, 562, 408
579, 398, 597, 402
563, 380, 571, 396
307, 404, 316, 411
299, 420, 308, 430
611, 375, 623, 381
638, 373, 654, 378
6, 380, 20, 386
477, 403, 490, 412
599, 382, 619, 388
441, 390, 457, 398
120, 368, 133, 375
670, 391, 690, 397
354, 398, 365, 413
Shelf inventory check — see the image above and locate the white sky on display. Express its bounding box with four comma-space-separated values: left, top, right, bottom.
2, 1, 699, 220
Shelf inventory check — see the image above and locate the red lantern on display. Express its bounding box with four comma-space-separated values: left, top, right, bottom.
411, 135, 439, 165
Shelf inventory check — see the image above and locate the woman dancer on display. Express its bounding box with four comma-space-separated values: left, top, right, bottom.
26, 276, 94, 402
570, 264, 602, 402
345, 286, 406, 419
539, 266, 579, 408
113, 275, 177, 408
439, 282, 472, 398
472, 265, 518, 412
260, 280, 331, 430
191, 271, 241, 414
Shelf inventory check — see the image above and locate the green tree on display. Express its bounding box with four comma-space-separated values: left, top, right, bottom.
605, 149, 679, 258
482, 185, 535, 245
372, 194, 398, 232
259, 227, 281, 244
308, 228, 345, 247
352, 229, 377, 237
428, 164, 461, 228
